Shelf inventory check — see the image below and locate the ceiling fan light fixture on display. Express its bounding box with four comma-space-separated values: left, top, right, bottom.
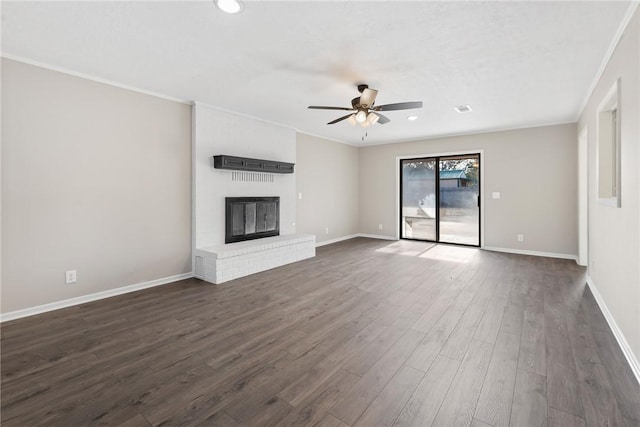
308, 84, 423, 128
366, 112, 380, 126
215, 0, 244, 14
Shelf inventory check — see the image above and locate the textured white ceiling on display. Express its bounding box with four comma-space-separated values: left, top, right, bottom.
1, 1, 633, 145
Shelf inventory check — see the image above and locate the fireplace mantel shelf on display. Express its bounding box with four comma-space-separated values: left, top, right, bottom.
213, 155, 294, 174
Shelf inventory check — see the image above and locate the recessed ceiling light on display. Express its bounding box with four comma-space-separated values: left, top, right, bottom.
454, 105, 472, 113
215, 0, 244, 14
407, 115, 418, 121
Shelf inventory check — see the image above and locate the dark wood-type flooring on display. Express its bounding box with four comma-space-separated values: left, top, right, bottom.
2, 238, 639, 426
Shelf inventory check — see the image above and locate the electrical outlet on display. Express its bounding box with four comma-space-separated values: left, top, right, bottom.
65, 270, 77, 284
378, 223, 383, 230
325, 227, 329, 234
517, 234, 524, 242
298, 193, 302, 200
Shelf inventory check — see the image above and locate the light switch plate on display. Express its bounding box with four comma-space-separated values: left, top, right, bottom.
492, 192, 501, 199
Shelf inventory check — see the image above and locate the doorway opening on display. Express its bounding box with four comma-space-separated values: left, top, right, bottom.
400, 153, 481, 247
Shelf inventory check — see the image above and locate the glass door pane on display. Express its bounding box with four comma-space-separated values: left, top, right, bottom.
401, 158, 437, 241
438, 154, 480, 246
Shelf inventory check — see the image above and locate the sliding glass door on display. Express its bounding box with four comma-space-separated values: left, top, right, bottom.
401, 158, 437, 241
400, 153, 480, 247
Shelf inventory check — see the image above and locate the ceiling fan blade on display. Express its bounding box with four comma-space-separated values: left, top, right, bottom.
374, 101, 423, 111
308, 106, 355, 111
359, 88, 378, 108
376, 113, 390, 124
327, 113, 354, 125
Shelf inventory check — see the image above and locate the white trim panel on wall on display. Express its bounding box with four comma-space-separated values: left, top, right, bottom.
578, 127, 589, 266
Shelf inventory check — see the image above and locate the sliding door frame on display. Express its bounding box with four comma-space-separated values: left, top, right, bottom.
396, 150, 485, 248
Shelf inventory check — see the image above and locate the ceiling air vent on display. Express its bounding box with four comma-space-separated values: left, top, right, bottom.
454, 105, 473, 113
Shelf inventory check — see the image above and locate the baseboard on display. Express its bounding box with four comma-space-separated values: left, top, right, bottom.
0, 272, 194, 323
357, 233, 397, 241
586, 275, 640, 384
316, 233, 398, 247
483, 246, 578, 261
315, 234, 360, 247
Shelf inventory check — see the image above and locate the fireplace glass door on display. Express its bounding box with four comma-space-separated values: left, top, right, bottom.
226, 197, 280, 243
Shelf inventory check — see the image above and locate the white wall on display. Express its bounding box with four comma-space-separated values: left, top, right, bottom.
296, 133, 359, 244
193, 103, 296, 249
358, 124, 578, 257
577, 7, 639, 369
1, 58, 192, 314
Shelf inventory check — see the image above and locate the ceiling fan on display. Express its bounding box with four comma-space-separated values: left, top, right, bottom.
308, 84, 423, 126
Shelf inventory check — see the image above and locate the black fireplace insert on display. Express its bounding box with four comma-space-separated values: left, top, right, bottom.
225, 197, 280, 244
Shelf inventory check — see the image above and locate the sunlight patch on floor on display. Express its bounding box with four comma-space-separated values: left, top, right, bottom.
375, 240, 478, 263
375, 240, 435, 256
419, 244, 479, 263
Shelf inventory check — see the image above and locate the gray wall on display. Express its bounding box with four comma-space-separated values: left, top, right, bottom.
578, 8, 639, 365
1, 59, 192, 313
359, 123, 578, 256
296, 133, 359, 243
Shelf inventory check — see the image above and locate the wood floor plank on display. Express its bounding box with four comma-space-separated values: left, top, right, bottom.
329, 329, 425, 425
548, 407, 586, 427
287, 298, 380, 357
439, 278, 496, 360
353, 366, 424, 427
315, 414, 351, 427
192, 411, 239, 427
544, 279, 584, 418
142, 350, 292, 426
409, 265, 472, 334
568, 302, 630, 427
393, 355, 460, 427
1, 238, 637, 427
240, 396, 294, 427
276, 369, 360, 427
342, 325, 405, 376
518, 296, 546, 376
575, 362, 631, 427
509, 369, 547, 427
118, 413, 153, 427
474, 331, 520, 426
277, 317, 385, 407
432, 339, 494, 427
223, 324, 362, 424
471, 418, 493, 427
404, 324, 451, 373
406, 274, 490, 371
474, 294, 509, 344
500, 293, 525, 338
591, 330, 640, 422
